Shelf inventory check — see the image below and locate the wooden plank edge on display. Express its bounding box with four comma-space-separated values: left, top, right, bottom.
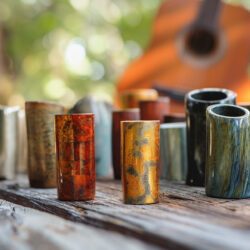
0, 187, 193, 250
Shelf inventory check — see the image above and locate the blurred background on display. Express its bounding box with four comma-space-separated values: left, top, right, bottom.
0, 0, 249, 108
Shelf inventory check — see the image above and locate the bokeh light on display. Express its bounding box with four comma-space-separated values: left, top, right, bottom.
0, 0, 248, 108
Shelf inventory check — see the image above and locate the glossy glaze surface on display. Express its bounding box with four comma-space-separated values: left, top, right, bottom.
0, 106, 19, 179
55, 114, 95, 201
69, 97, 112, 177
25, 102, 64, 188
121, 121, 159, 205
17, 109, 27, 174
112, 109, 140, 179
185, 88, 236, 186
139, 97, 170, 123
160, 123, 187, 181
206, 104, 250, 198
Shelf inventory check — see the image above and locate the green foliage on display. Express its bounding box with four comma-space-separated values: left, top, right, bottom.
0, 0, 160, 106
0, 0, 249, 106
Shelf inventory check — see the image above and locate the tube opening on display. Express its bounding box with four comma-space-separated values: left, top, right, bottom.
191, 91, 227, 101
211, 105, 246, 117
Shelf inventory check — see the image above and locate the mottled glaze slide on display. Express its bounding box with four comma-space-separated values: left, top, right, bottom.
160, 122, 187, 181
0, 106, 20, 180
121, 121, 159, 205
139, 97, 170, 123
206, 104, 250, 198
112, 109, 140, 180
25, 101, 64, 188
55, 113, 95, 201
69, 96, 112, 178
185, 88, 236, 186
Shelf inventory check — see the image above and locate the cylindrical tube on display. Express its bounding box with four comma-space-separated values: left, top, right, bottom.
69, 96, 112, 177
25, 101, 64, 188
17, 109, 27, 174
160, 123, 187, 181
112, 109, 140, 179
164, 113, 185, 123
55, 114, 95, 201
186, 88, 236, 186
0, 106, 20, 179
120, 89, 158, 108
121, 121, 159, 204
206, 104, 250, 198
139, 97, 170, 123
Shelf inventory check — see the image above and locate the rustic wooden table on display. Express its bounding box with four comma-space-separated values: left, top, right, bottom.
0, 176, 249, 250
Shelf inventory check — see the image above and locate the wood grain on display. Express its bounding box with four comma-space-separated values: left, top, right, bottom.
0, 176, 250, 250
0, 199, 160, 250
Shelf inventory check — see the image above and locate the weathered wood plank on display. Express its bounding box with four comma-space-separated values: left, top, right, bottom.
0, 176, 250, 250
0, 199, 161, 250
